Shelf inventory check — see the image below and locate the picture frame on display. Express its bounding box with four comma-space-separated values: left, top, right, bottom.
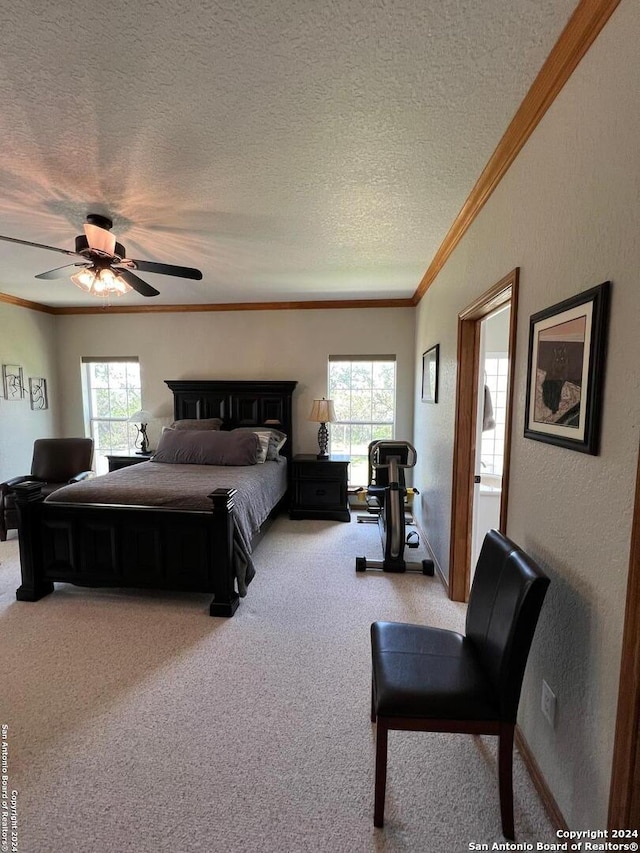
421, 344, 439, 403
29, 377, 48, 410
524, 281, 610, 455
2, 364, 25, 400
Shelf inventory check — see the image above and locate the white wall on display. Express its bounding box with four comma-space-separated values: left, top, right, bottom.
413, 0, 639, 828
0, 302, 59, 480
55, 306, 416, 458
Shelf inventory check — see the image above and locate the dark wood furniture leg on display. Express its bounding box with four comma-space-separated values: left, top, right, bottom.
14, 492, 54, 602
374, 720, 388, 828
499, 723, 516, 840
208, 488, 240, 617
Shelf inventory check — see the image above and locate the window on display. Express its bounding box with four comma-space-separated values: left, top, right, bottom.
328, 356, 396, 486
480, 352, 508, 490
82, 358, 142, 474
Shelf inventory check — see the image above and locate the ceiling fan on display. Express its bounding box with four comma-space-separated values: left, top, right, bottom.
0, 213, 203, 298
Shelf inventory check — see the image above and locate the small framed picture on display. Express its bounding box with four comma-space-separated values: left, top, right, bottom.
422, 344, 439, 403
29, 377, 48, 410
524, 281, 610, 454
2, 364, 24, 400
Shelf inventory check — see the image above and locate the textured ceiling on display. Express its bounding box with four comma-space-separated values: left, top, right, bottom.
0, 0, 577, 308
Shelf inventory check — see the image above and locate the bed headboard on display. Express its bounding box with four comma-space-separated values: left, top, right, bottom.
165, 380, 298, 460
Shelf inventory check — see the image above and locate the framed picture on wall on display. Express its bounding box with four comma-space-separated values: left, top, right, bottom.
2, 364, 24, 400
421, 344, 439, 403
524, 281, 610, 454
29, 377, 48, 410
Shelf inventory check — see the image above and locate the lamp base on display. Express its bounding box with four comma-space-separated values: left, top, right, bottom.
316, 422, 329, 460
136, 424, 150, 455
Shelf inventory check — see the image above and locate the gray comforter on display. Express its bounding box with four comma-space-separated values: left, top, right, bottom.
46, 458, 288, 595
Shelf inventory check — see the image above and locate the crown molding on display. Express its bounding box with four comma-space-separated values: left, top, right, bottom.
0, 291, 56, 314
0, 292, 414, 315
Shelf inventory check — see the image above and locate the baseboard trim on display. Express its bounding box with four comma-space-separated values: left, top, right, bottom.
412, 518, 449, 594
515, 727, 568, 831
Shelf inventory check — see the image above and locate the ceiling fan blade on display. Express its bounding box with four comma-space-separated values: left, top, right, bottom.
124, 259, 203, 280
35, 263, 89, 280
0, 233, 77, 257
116, 268, 160, 297
84, 223, 116, 255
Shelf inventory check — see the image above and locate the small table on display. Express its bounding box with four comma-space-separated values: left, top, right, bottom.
106, 453, 152, 472
289, 454, 350, 522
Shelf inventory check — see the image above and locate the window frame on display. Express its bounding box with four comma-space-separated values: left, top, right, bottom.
81, 357, 142, 474
327, 355, 397, 487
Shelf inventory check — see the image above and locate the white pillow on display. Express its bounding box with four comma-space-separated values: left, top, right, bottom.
253, 432, 270, 463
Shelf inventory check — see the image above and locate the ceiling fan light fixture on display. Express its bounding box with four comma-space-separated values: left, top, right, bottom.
0, 212, 201, 299
70, 266, 132, 297
83, 222, 117, 256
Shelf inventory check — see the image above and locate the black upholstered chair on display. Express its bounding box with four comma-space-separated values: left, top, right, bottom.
0, 438, 94, 540
370, 529, 550, 838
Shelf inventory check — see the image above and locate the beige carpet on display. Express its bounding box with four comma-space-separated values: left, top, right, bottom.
0, 514, 555, 852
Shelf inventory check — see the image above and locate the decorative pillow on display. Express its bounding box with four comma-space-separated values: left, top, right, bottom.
152, 429, 260, 466
232, 427, 287, 460
253, 432, 270, 464
170, 418, 223, 430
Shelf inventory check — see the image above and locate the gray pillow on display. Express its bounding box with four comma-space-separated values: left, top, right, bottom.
152, 429, 259, 465
232, 427, 287, 460
170, 418, 223, 430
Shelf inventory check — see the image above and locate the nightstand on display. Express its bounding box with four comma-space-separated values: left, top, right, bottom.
289, 454, 350, 521
106, 453, 152, 472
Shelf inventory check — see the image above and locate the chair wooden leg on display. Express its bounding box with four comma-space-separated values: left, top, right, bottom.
374, 720, 388, 827
371, 679, 376, 723
498, 723, 515, 839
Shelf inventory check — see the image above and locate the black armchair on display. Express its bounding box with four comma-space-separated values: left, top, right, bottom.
370, 529, 550, 838
0, 438, 94, 540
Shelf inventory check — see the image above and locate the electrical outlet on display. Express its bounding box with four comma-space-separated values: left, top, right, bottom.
541, 679, 556, 727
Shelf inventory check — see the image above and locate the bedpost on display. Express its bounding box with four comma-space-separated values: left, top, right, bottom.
14, 484, 54, 602
208, 488, 240, 617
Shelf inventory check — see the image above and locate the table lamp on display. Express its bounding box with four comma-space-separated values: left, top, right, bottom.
128, 409, 153, 454
308, 398, 336, 460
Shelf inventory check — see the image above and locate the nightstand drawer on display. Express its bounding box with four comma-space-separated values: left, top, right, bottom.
294, 461, 342, 480
298, 480, 343, 507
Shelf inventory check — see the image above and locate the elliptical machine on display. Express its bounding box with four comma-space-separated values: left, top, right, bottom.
355, 440, 434, 575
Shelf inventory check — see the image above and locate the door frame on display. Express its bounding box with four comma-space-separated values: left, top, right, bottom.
449, 268, 519, 602
608, 439, 640, 828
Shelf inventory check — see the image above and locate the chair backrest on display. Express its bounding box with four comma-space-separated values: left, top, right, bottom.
31, 438, 94, 482
465, 529, 550, 722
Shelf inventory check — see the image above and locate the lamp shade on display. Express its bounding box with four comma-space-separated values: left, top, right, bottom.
308, 398, 336, 423
128, 409, 153, 424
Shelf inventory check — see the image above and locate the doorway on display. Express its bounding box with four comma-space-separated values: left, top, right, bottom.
449, 268, 519, 602
470, 305, 511, 578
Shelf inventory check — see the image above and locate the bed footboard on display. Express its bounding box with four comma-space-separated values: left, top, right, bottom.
14, 485, 240, 617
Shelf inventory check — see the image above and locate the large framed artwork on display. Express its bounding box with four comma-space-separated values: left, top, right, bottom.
524, 281, 610, 454
422, 344, 439, 403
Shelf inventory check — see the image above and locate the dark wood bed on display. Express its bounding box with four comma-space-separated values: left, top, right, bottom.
14, 379, 297, 617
